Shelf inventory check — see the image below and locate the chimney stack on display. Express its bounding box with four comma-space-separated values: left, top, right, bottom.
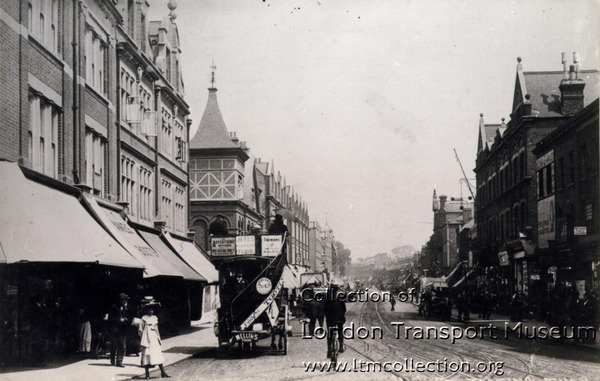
559, 52, 585, 116
230, 131, 239, 144
439, 195, 447, 211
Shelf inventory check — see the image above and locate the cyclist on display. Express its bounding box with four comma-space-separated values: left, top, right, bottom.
324, 282, 346, 358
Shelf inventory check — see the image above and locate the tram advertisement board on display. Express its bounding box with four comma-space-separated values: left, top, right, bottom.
211, 237, 236, 256
261, 235, 283, 257
236, 235, 256, 255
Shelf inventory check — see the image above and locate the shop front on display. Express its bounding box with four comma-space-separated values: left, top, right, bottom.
0, 163, 144, 366
83, 194, 206, 335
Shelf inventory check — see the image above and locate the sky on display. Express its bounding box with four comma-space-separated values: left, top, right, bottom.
147, 0, 598, 259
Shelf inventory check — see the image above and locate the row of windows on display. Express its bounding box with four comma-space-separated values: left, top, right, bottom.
174, 187, 186, 234
160, 179, 184, 234
161, 179, 173, 230
537, 164, 554, 199
121, 155, 154, 223
28, 95, 59, 178
555, 145, 597, 190
85, 129, 106, 196
478, 151, 526, 207
85, 27, 107, 95
479, 201, 527, 244
28, 0, 59, 53
190, 158, 236, 170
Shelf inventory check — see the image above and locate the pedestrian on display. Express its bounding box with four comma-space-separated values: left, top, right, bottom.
109, 293, 134, 367
456, 290, 466, 320
233, 271, 249, 295
268, 214, 289, 254
390, 294, 396, 311
482, 291, 492, 320
324, 283, 346, 359
510, 292, 524, 322
138, 298, 170, 379
76, 307, 92, 354
302, 285, 324, 337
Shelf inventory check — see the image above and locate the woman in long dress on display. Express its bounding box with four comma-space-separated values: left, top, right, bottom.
138, 301, 170, 379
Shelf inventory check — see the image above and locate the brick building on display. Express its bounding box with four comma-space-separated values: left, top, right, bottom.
0, 0, 211, 365
533, 98, 599, 299
474, 55, 598, 303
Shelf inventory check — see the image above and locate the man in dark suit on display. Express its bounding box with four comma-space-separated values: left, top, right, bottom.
324, 283, 346, 358
109, 293, 133, 367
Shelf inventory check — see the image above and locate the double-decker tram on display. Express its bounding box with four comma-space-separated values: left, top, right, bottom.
212, 233, 289, 354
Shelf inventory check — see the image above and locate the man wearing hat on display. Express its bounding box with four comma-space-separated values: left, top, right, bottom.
109, 292, 134, 367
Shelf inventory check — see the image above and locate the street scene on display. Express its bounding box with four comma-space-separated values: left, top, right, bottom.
0, 0, 599, 380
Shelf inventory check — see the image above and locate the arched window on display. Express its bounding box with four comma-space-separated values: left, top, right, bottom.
193, 220, 208, 250
209, 216, 228, 237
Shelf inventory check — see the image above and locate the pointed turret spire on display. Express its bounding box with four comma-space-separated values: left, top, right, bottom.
189, 65, 239, 149
432, 188, 440, 212
210, 61, 217, 88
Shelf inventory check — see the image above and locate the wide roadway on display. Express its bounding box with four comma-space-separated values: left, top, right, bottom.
152, 295, 600, 381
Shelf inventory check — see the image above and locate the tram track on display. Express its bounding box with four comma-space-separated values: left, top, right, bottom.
370, 298, 587, 380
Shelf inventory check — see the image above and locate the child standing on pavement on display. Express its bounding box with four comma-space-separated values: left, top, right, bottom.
138, 298, 170, 379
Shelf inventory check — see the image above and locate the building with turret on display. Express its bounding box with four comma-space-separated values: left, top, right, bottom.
188, 66, 256, 250
431, 190, 474, 272
187, 68, 310, 266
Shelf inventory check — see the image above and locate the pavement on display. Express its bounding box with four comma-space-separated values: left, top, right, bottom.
0, 322, 218, 381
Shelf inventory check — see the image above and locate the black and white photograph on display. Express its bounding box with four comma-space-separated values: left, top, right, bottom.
0, 0, 599, 380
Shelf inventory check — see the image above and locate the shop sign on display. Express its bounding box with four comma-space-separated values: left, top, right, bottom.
6, 285, 18, 295
498, 250, 510, 266
574, 226, 587, 236
236, 236, 256, 255
210, 237, 236, 256
537, 195, 555, 249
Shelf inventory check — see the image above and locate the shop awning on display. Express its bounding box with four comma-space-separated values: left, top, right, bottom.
83, 195, 181, 278
282, 264, 307, 289
444, 262, 464, 286
452, 269, 476, 288
138, 231, 205, 281
0, 162, 143, 269
163, 232, 218, 282
513, 250, 526, 259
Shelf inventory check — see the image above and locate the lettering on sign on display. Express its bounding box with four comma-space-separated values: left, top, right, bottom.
211, 237, 236, 256
236, 236, 256, 255
261, 235, 282, 257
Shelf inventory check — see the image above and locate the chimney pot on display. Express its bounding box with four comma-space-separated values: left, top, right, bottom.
569, 65, 575, 80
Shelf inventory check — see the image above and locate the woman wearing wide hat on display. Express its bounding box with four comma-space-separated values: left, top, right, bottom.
138, 297, 170, 379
